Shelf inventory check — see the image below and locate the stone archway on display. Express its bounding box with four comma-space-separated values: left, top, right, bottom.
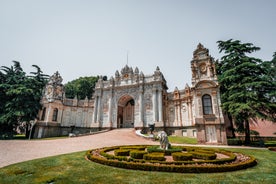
117, 95, 135, 128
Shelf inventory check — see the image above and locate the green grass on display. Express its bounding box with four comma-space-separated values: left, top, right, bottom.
13, 134, 27, 140
168, 136, 198, 144
0, 148, 275, 184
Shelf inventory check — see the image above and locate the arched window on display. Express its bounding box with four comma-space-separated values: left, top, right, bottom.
52, 108, 58, 121
41, 107, 46, 120
202, 94, 213, 115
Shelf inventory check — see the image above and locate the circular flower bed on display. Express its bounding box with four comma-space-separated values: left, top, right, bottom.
86, 145, 257, 173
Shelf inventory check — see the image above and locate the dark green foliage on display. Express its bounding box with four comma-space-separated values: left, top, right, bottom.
0, 61, 48, 139
216, 39, 276, 144
120, 146, 147, 150
147, 146, 182, 155
114, 149, 130, 156
130, 150, 148, 159
260, 52, 276, 117
189, 151, 217, 160
227, 138, 243, 145
172, 152, 193, 161
87, 145, 257, 173
64, 76, 99, 99
265, 141, 276, 147
143, 153, 166, 161
268, 147, 276, 151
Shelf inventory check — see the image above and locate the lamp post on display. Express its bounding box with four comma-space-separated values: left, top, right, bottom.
149, 123, 155, 135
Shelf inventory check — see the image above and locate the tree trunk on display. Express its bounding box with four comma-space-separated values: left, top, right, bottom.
244, 119, 251, 145
228, 114, 236, 138
25, 123, 30, 138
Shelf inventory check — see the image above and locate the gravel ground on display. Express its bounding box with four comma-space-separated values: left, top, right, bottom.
0, 129, 156, 168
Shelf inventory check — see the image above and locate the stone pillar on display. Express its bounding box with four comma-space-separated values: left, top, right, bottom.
152, 88, 157, 122
108, 96, 113, 127
158, 89, 163, 122
174, 102, 178, 126
178, 103, 182, 126
97, 96, 101, 123
93, 96, 98, 123
139, 87, 144, 126
188, 100, 192, 125
46, 106, 52, 126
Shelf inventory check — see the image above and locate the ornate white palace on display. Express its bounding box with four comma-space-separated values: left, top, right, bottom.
34, 44, 227, 144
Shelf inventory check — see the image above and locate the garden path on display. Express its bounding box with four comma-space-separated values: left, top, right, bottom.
0, 129, 156, 168
0, 129, 265, 168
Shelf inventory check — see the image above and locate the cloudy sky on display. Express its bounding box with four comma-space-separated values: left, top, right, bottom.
1, 0, 275, 90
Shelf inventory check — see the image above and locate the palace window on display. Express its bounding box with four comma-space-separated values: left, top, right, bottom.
52, 108, 58, 121
41, 107, 46, 120
202, 94, 213, 115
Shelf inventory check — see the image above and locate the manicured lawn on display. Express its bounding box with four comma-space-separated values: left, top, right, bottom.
168, 136, 198, 144
0, 148, 275, 184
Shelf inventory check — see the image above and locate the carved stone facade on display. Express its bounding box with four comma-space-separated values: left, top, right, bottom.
34, 44, 227, 145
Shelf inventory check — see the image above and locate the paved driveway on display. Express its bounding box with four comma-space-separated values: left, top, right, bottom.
0, 129, 156, 168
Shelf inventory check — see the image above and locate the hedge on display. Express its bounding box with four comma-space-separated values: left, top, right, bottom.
87, 152, 256, 173
172, 152, 193, 161
143, 153, 166, 161
147, 146, 183, 156
114, 149, 130, 156
86, 145, 257, 173
130, 150, 147, 159
189, 151, 217, 160
120, 146, 147, 150
268, 147, 276, 151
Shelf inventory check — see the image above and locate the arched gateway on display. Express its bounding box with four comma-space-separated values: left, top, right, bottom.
117, 95, 135, 128
35, 44, 227, 145
92, 65, 167, 130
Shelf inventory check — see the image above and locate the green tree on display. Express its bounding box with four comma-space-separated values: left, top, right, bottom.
0, 61, 48, 139
217, 39, 276, 144
64, 76, 100, 99
261, 52, 276, 104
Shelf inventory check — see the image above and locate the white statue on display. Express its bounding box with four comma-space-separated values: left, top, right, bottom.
157, 131, 171, 150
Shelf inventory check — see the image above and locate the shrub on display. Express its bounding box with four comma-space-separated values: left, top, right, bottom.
120, 146, 147, 151
268, 147, 276, 151
195, 149, 215, 154
227, 138, 242, 145
265, 141, 276, 147
143, 153, 166, 161
87, 149, 257, 173
114, 149, 130, 156
130, 150, 147, 159
86, 145, 257, 173
172, 152, 193, 161
189, 151, 217, 160
147, 146, 182, 156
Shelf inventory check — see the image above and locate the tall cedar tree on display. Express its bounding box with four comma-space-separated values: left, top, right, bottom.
217, 39, 276, 144
0, 61, 48, 139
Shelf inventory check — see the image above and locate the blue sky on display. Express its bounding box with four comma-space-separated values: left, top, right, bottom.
0, 0, 275, 90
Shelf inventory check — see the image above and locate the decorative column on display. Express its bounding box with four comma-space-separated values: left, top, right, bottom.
188, 100, 193, 125
158, 89, 163, 122
108, 95, 113, 127
152, 88, 158, 122
178, 103, 182, 126
93, 96, 98, 123
46, 105, 52, 126
178, 101, 183, 126
139, 86, 144, 126
174, 102, 178, 126
96, 96, 101, 123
